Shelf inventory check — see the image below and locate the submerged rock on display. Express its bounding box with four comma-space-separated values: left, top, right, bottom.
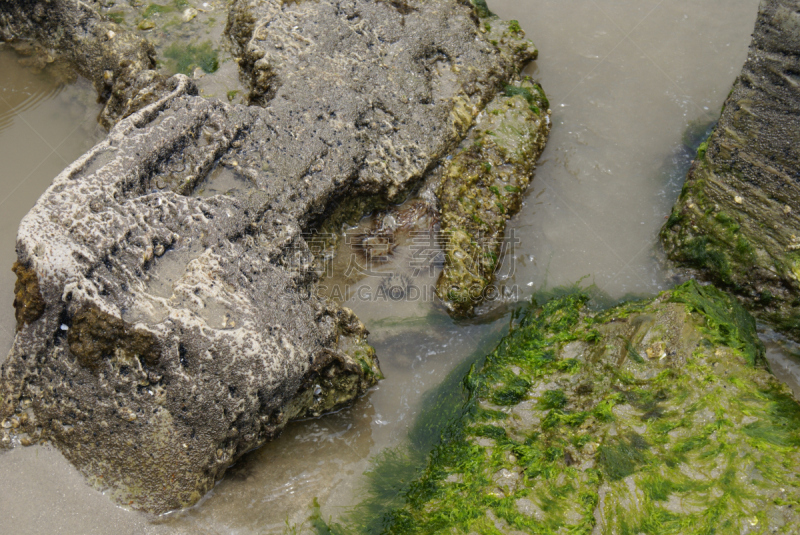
360, 281, 800, 532
661, 0, 800, 339
0, 0, 550, 513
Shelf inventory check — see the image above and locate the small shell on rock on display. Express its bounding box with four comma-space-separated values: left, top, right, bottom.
734, 195, 743, 204
106, 30, 116, 40
118, 408, 137, 422
138, 20, 156, 30
1, 419, 12, 429
154, 244, 165, 257
182, 8, 198, 21
784, 205, 792, 214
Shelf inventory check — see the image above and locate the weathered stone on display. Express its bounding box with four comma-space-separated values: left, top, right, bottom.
352, 281, 800, 532
0, 77, 381, 513
0, 0, 549, 514
11, 261, 45, 330
437, 78, 550, 315
661, 0, 800, 339
0, 0, 164, 127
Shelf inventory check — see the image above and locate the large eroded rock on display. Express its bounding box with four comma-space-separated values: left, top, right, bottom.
0, 0, 549, 513
661, 0, 800, 338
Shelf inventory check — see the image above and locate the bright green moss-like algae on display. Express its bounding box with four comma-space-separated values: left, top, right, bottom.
318, 281, 800, 533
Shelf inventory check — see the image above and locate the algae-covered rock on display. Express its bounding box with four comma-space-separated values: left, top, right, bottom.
437, 78, 550, 315
0, 0, 549, 514
365, 281, 800, 533
661, 0, 800, 339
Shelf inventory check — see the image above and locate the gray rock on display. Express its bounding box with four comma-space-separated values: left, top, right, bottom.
1, 76, 381, 512
0, 0, 546, 513
661, 0, 800, 338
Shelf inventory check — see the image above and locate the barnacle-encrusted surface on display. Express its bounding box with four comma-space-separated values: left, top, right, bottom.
437, 77, 550, 315
362, 281, 800, 533
0, 78, 382, 512
661, 0, 800, 339
0, 0, 547, 513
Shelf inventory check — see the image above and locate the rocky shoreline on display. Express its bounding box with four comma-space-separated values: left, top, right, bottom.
661, 0, 800, 341
0, 0, 550, 513
1, 0, 800, 529
332, 281, 800, 533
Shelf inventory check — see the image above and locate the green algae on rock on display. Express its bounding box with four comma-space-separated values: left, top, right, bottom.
163, 40, 219, 75
661, 0, 800, 340
345, 280, 800, 533
437, 77, 550, 316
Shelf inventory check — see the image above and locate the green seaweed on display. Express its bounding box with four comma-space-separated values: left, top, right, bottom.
470, 0, 493, 18
328, 280, 800, 533
107, 11, 126, 24
142, 0, 189, 18
597, 434, 649, 481
491, 375, 531, 405
668, 280, 764, 366
163, 41, 219, 75
696, 140, 709, 160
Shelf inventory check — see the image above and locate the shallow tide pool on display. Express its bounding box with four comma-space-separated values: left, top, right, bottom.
0, 1, 777, 533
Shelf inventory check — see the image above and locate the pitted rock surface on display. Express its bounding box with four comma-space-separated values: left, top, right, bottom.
0, 76, 380, 512
0, 0, 547, 513
661, 0, 800, 338
225, 0, 537, 209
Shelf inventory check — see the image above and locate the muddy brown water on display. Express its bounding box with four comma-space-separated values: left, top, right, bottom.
0, 1, 787, 533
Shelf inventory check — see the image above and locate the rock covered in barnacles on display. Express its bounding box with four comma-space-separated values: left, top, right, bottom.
0, 77, 381, 512
661, 0, 800, 339
0, 0, 549, 513
437, 77, 550, 315
225, 0, 539, 205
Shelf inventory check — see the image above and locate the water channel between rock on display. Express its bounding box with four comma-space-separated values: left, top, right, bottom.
2, 0, 793, 533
